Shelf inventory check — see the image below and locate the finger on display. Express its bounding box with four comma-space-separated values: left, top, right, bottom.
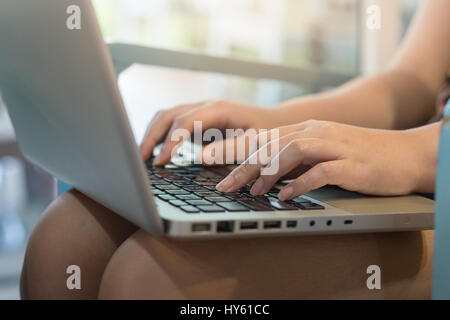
153, 103, 228, 165
278, 160, 348, 201
250, 138, 343, 195
215, 136, 288, 192
216, 130, 310, 192
140, 111, 169, 160
140, 102, 203, 160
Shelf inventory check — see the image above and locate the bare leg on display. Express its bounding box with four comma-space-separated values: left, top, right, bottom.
20, 190, 137, 299
99, 229, 434, 299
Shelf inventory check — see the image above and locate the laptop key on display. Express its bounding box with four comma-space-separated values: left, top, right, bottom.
180, 205, 200, 213
150, 179, 170, 184
173, 181, 193, 186
194, 181, 217, 187
156, 184, 180, 190
158, 194, 176, 201
183, 186, 209, 192
296, 202, 325, 210
194, 191, 219, 197
164, 176, 185, 181
267, 197, 298, 210
217, 202, 250, 212
169, 200, 187, 207
199, 170, 222, 179
186, 199, 213, 206
227, 193, 253, 201
166, 189, 190, 195
181, 173, 199, 178
292, 197, 311, 204
197, 205, 226, 213
238, 200, 273, 211
185, 166, 202, 171
188, 176, 208, 181
176, 194, 201, 200
253, 196, 298, 210
205, 196, 231, 202
152, 189, 165, 195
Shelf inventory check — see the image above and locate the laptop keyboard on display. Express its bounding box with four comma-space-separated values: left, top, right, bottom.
146, 163, 325, 214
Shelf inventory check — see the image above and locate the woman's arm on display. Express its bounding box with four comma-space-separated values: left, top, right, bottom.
141, 0, 449, 164
271, 0, 450, 130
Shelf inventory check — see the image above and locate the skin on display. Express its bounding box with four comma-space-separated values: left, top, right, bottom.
20, 0, 449, 299
21, 191, 435, 299
216, 121, 440, 200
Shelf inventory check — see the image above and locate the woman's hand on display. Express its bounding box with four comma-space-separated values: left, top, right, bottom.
140, 100, 277, 165
216, 120, 439, 200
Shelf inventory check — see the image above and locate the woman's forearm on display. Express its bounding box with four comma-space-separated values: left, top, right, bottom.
270, 0, 450, 131
408, 121, 441, 193
271, 69, 437, 130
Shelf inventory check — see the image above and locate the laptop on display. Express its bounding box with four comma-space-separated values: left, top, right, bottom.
0, 0, 434, 238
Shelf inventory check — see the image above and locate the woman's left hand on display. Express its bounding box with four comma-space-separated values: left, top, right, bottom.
216, 120, 437, 200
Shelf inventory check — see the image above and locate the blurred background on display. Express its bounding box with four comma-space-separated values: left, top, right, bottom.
0, 0, 420, 299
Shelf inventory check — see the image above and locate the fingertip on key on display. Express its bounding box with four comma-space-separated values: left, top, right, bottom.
216, 175, 235, 192
250, 178, 265, 195
153, 154, 165, 166
279, 186, 294, 201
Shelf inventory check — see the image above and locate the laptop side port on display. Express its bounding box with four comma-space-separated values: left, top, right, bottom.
191, 223, 211, 232
240, 221, 258, 230
263, 221, 282, 229
217, 221, 235, 233
286, 220, 298, 228
344, 220, 353, 225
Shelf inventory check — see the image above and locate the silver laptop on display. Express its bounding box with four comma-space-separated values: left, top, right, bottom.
0, 0, 434, 238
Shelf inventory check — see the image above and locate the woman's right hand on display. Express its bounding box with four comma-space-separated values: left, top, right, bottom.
140, 100, 277, 165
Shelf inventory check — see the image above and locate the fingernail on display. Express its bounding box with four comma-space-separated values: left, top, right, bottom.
216, 175, 235, 192
279, 186, 294, 201
250, 178, 265, 195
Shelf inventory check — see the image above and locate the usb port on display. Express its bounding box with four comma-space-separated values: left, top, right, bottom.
263, 221, 281, 229
217, 221, 235, 233
344, 220, 353, 225
191, 223, 211, 232
287, 221, 297, 228
240, 221, 258, 230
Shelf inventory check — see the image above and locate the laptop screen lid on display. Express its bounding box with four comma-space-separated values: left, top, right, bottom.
0, 0, 163, 234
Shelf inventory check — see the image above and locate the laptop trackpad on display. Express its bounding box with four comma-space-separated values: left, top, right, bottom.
306, 186, 434, 214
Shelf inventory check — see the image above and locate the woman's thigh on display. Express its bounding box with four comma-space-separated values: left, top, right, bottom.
21, 190, 138, 299
99, 229, 434, 299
